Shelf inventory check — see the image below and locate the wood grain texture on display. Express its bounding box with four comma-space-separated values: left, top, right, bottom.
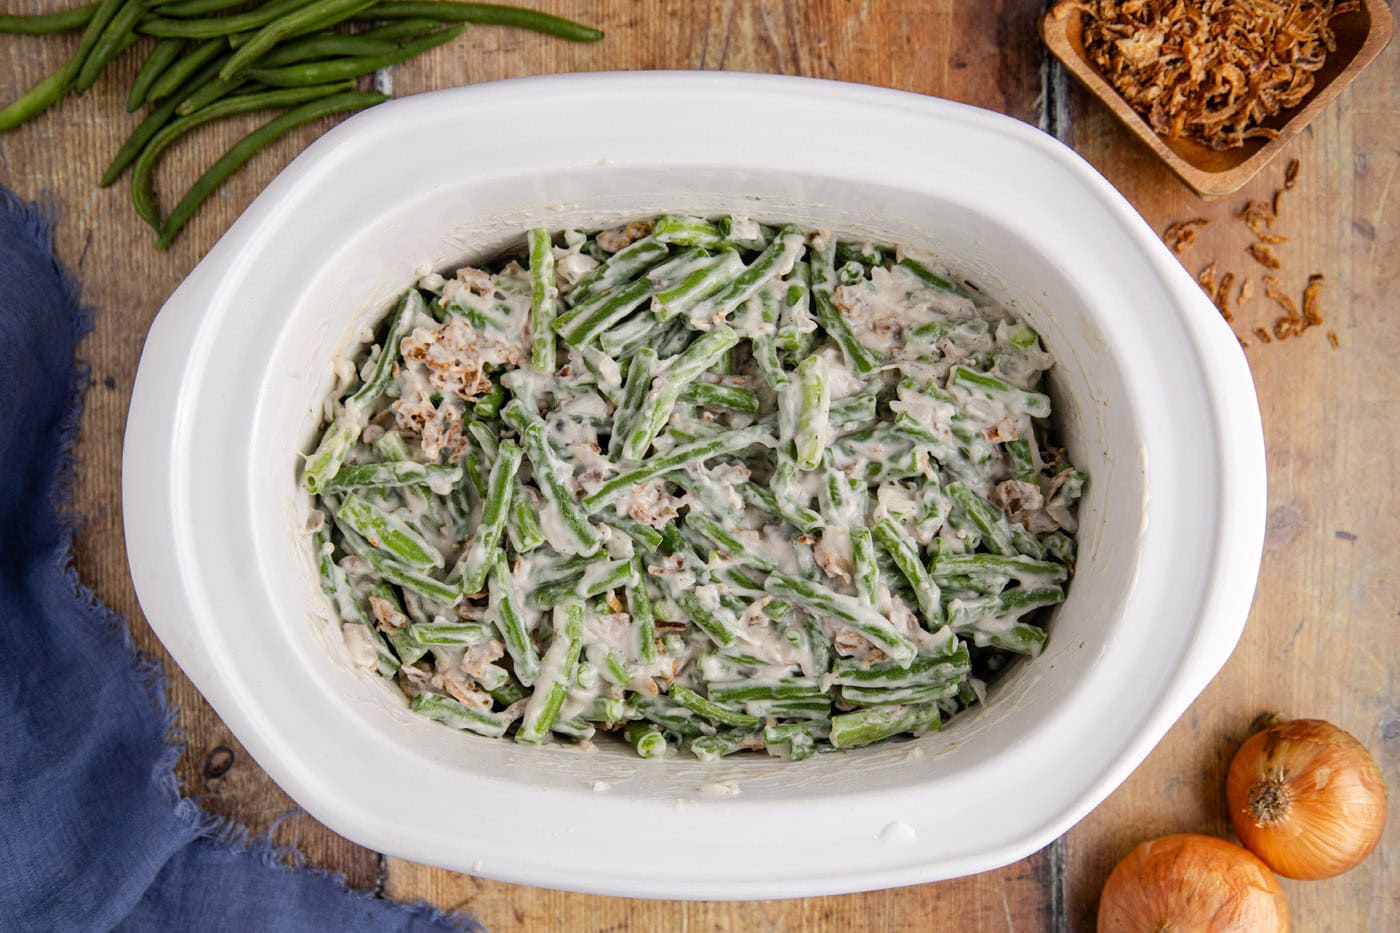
0, 1, 1394, 929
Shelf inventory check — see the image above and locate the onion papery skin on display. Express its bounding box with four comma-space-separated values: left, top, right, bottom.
1226, 718, 1388, 881
1097, 833, 1289, 932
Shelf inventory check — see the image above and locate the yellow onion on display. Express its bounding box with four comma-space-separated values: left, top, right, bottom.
1097, 833, 1288, 932
1226, 718, 1387, 880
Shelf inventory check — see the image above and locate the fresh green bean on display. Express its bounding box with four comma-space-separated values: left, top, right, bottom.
0, 3, 100, 35
101, 50, 222, 184
140, 0, 317, 37
132, 80, 355, 227
74, 0, 144, 94
156, 90, 388, 248
356, 1, 602, 42
127, 37, 185, 112
242, 23, 464, 85
220, 0, 376, 81
147, 35, 227, 101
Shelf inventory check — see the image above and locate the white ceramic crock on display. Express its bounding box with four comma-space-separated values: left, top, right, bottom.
123, 73, 1266, 899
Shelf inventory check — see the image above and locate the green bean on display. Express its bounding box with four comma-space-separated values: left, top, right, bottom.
829, 703, 940, 749
170, 73, 248, 116
156, 0, 254, 14
841, 682, 960, 707
620, 325, 739, 461
301, 289, 415, 493
140, 0, 317, 38
555, 276, 652, 349
526, 227, 558, 372
678, 381, 759, 414
487, 550, 539, 685
452, 439, 522, 594
584, 422, 770, 513
624, 722, 669, 758
0, 0, 122, 131
411, 693, 508, 738
765, 571, 917, 667
337, 492, 445, 570
810, 239, 882, 374
127, 38, 184, 112
505, 478, 546, 553
563, 235, 668, 309
929, 553, 1068, 585
626, 554, 658, 665
608, 349, 656, 461
101, 50, 220, 184
146, 35, 226, 101
0, 3, 99, 35
74, 0, 145, 94
897, 256, 969, 297
948, 364, 1051, 418
700, 225, 806, 320
408, 621, 492, 646
0, 57, 78, 133
359, 16, 441, 41
700, 679, 823, 706
872, 518, 943, 625
690, 727, 757, 761
516, 602, 584, 743
830, 645, 971, 689
946, 482, 1018, 557
241, 23, 464, 85
670, 685, 759, 728
793, 353, 829, 471
850, 526, 880, 607
322, 458, 460, 492
333, 517, 460, 604
652, 248, 741, 321
500, 400, 602, 556
356, 1, 602, 42
220, 0, 376, 81
684, 512, 775, 574
740, 482, 821, 534
156, 90, 387, 248
132, 80, 354, 227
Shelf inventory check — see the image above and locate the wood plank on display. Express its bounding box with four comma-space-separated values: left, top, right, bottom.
383, 853, 1055, 932
1057, 34, 1400, 932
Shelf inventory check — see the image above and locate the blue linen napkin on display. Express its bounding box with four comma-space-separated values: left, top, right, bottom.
0, 189, 483, 933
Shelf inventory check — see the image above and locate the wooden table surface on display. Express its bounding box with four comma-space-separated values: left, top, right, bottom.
3, 2, 1396, 929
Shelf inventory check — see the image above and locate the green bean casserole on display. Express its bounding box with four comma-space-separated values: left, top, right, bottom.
301, 216, 1086, 760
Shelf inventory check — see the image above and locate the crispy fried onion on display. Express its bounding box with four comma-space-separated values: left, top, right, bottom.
1059, 1, 1360, 150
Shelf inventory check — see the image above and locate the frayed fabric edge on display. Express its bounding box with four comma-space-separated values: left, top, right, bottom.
3, 189, 483, 933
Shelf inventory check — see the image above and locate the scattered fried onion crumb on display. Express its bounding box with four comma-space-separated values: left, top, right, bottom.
1197, 260, 1218, 297
1239, 200, 1288, 243
1302, 273, 1325, 326
1249, 242, 1283, 269
1162, 160, 1332, 350
1060, 1, 1361, 150
1164, 218, 1210, 254
1213, 271, 1236, 321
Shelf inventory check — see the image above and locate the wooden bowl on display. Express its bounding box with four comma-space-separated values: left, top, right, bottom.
1041, 1, 1393, 198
